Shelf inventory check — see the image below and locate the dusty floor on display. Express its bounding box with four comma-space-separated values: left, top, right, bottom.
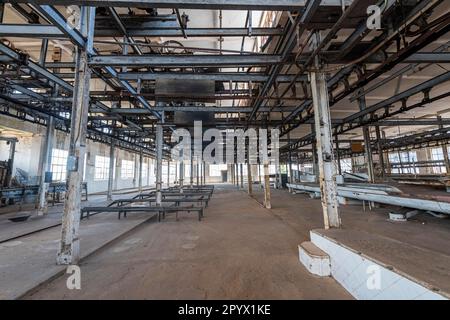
252, 185, 450, 295
23, 185, 352, 300
8, 183, 450, 299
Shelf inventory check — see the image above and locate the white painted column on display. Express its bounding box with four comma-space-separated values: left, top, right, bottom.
190, 150, 194, 187
309, 32, 340, 229
196, 161, 199, 186
247, 163, 253, 195
38, 116, 54, 215
138, 150, 143, 192
107, 140, 115, 201
263, 162, 271, 209
156, 123, 163, 206
57, 7, 95, 265
240, 163, 244, 188
358, 94, 374, 183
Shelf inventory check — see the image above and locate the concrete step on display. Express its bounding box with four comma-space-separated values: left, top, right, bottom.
310, 229, 449, 300
298, 241, 331, 277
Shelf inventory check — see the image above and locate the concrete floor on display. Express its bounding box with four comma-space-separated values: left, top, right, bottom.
5, 182, 449, 299
252, 185, 450, 295
23, 185, 352, 300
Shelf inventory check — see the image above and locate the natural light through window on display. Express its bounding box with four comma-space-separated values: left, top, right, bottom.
50, 148, 68, 182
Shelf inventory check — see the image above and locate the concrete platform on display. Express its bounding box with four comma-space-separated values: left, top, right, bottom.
250, 187, 450, 299
311, 229, 449, 299
0, 211, 154, 300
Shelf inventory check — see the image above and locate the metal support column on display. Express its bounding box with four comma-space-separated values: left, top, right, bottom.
138, 151, 143, 192
202, 161, 206, 185
57, 7, 95, 265
258, 164, 261, 184
311, 123, 319, 182
358, 95, 375, 183
309, 32, 340, 229
179, 160, 184, 191
174, 160, 178, 185
0, 3, 4, 23
335, 133, 342, 175
230, 164, 233, 184
190, 150, 194, 187
156, 122, 163, 205
247, 163, 253, 195
438, 116, 450, 174
107, 140, 115, 201
37, 116, 54, 215
240, 163, 244, 188
277, 163, 282, 189
382, 131, 391, 174
39, 38, 48, 66
288, 134, 293, 183
375, 126, 385, 178
263, 162, 271, 209
196, 161, 199, 186
167, 160, 170, 187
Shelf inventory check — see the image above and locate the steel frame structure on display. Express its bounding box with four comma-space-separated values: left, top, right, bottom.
0, 0, 449, 249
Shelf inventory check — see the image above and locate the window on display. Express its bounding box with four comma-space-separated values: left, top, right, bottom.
431, 148, 446, 174
209, 164, 227, 177
94, 156, 110, 181
50, 148, 68, 182
142, 163, 148, 179
121, 160, 134, 179
269, 164, 277, 175
340, 158, 352, 173
301, 163, 313, 174
59, 112, 70, 119
389, 151, 419, 174
148, 160, 155, 185
83, 153, 87, 182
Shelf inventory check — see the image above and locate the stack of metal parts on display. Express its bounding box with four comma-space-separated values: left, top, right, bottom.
287, 182, 450, 215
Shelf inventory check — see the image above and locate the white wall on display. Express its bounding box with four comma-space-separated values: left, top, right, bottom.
0, 117, 157, 193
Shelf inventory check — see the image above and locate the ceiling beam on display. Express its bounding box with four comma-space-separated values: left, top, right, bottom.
117, 72, 308, 82
9, 0, 349, 11
88, 54, 283, 67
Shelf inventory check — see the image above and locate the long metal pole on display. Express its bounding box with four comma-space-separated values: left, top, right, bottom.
358, 95, 375, 183
288, 133, 293, 183
156, 123, 163, 206
375, 125, 385, 178
174, 160, 178, 185
138, 150, 143, 192
38, 116, 54, 215
179, 160, 184, 191
107, 140, 115, 200
240, 163, 244, 188
196, 161, 199, 186
310, 32, 340, 229
202, 161, 206, 185
57, 7, 95, 265
438, 116, 450, 174
247, 163, 253, 195
167, 159, 170, 187
335, 133, 342, 175
263, 162, 271, 208
190, 149, 194, 187
231, 164, 235, 184
310, 123, 319, 182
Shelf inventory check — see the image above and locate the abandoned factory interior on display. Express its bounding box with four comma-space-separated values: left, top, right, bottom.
0, 0, 450, 301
